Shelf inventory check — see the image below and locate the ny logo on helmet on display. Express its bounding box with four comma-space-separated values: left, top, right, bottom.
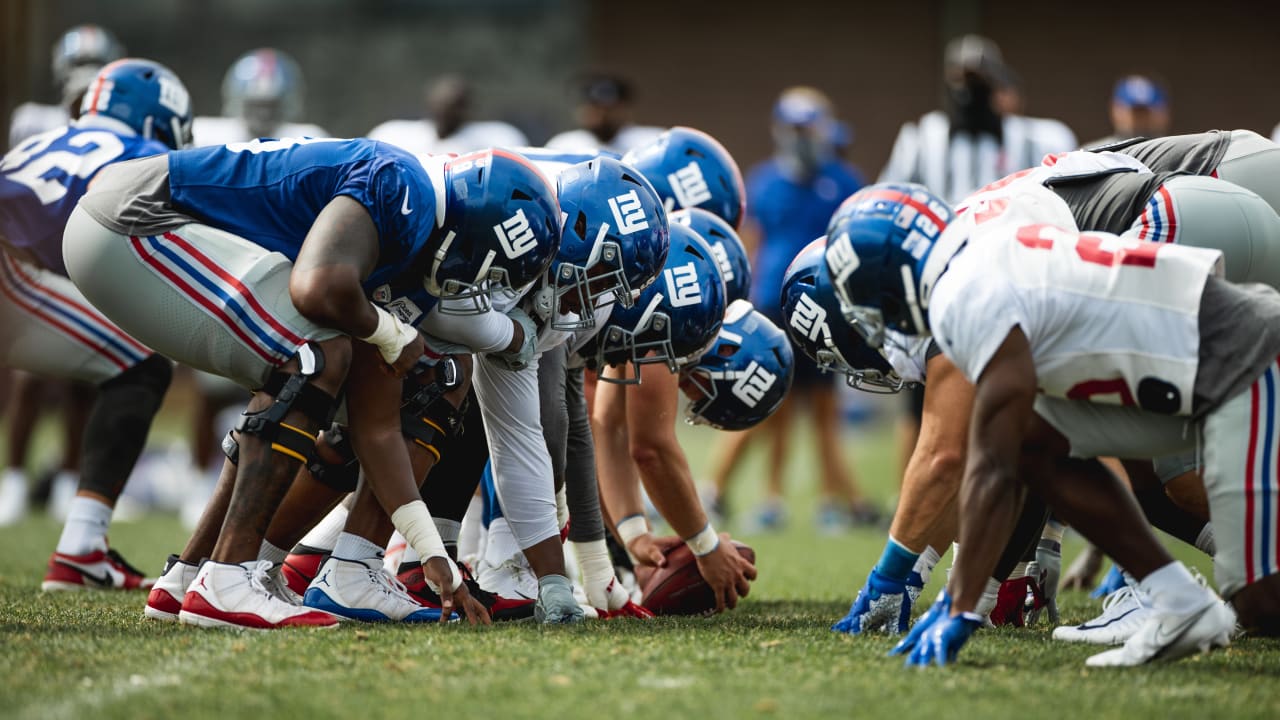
664, 262, 701, 307
825, 233, 860, 285
790, 293, 828, 342
709, 242, 735, 283
608, 190, 651, 235
731, 360, 777, 408
494, 208, 538, 259
669, 162, 712, 209
158, 76, 190, 116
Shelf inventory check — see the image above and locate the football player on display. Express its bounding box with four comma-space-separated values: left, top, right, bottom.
367, 74, 528, 156
827, 179, 1280, 666
192, 48, 327, 146
1, 59, 191, 591
9, 25, 125, 147
67, 135, 560, 629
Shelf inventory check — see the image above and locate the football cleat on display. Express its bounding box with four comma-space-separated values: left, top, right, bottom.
1053, 584, 1152, 645
1092, 564, 1127, 598
42, 547, 154, 591
179, 560, 338, 630
280, 548, 328, 596
399, 560, 531, 621
144, 554, 199, 621
303, 556, 448, 623
1085, 598, 1235, 667
475, 552, 538, 601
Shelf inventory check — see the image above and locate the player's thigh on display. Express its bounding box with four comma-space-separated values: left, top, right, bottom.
1141, 175, 1280, 288
1215, 129, 1280, 219
1202, 362, 1280, 599
1033, 396, 1192, 460
0, 252, 150, 384
63, 208, 338, 390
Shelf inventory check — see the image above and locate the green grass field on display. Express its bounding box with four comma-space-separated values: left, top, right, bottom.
1, 410, 1278, 720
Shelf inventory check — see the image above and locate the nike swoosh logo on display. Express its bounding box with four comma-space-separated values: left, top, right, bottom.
1077, 607, 1139, 630
401, 188, 413, 215
57, 560, 115, 587
1151, 606, 1209, 647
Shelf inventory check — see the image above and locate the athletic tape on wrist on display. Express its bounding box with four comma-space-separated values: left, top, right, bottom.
616, 514, 649, 548
685, 522, 720, 557
390, 500, 462, 592
361, 307, 418, 364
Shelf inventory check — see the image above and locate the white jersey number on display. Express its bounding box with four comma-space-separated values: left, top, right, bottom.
1, 128, 125, 205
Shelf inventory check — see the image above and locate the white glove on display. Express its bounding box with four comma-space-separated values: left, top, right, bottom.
485, 306, 537, 371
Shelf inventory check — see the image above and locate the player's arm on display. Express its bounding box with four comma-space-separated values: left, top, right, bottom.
290, 197, 422, 375
623, 361, 757, 611
890, 354, 972, 554
950, 327, 1037, 616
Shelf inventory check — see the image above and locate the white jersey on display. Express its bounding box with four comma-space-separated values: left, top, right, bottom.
544, 125, 663, 157
929, 186, 1223, 416
366, 119, 527, 156
190, 117, 329, 147
9, 102, 69, 148
879, 110, 1078, 205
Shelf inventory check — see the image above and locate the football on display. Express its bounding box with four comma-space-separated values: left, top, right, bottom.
639, 540, 756, 616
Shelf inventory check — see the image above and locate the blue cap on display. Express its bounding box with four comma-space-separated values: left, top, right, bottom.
1113, 75, 1167, 109
773, 87, 831, 126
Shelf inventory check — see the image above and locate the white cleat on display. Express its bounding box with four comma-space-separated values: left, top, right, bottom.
1053, 585, 1152, 645
1085, 599, 1235, 667
0, 472, 29, 527
475, 552, 538, 601
302, 556, 448, 623
144, 554, 200, 621
179, 560, 338, 630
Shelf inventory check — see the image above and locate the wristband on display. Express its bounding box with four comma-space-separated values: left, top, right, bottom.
390, 500, 461, 592
361, 306, 419, 364
684, 522, 720, 557
616, 514, 649, 548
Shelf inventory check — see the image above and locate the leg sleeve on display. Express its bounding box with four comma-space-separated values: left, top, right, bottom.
565, 365, 606, 543
537, 345, 569, 488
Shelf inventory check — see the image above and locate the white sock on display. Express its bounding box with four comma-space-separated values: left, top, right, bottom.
1041, 520, 1066, 545
914, 545, 942, 585
295, 504, 349, 553
1, 467, 27, 486
258, 540, 288, 565
484, 517, 520, 567
55, 496, 111, 555
458, 493, 484, 562
1139, 561, 1208, 614
332, 532, 384, 562
1195, 523, 1216, 556
1011, 561, 1029, 579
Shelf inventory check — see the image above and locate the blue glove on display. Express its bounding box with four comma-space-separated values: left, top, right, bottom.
889, 590, 951, 656
905, 611, 983, 668
832, 568, 915, 635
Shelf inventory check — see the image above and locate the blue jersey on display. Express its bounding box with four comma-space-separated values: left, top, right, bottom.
746, 158, 864, 317
0, 122, 168, 275
167, 137, 439, 293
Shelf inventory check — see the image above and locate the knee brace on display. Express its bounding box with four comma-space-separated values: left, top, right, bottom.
236, 344, 338, 465
306, 423, 360, 493
222, 430, 240, 465
400, 362, 466, 463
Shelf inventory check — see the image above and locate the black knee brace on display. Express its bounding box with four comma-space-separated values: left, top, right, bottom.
306, 423, 360, 493
236, 344, 338, 466
400, 360, 465, 463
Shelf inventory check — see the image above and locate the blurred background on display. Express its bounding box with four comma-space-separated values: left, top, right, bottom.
6, 0, 1280, 174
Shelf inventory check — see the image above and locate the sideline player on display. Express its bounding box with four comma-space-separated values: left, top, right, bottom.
65, 138, 560, 629
2, 59, 192, 590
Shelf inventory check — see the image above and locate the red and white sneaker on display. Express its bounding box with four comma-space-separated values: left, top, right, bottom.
281, 549, 328, 596
42, 547, 155, 592
144, 554, 200, 621
178, 560, 339, 630
399, 560, 535, 621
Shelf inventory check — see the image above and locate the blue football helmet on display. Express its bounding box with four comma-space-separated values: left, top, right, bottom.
622, 127, 746, 229
672, 208, 751, 304
823, 183, 954, 347
584, 223, 726, 381
426, 149, 562, 314
549, 157, 669, 330
52, 25, 125, 93
80, 59, 193, 150
781, 238, 905, 393
222, 48, 304, 135
681, 300, 794, 430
